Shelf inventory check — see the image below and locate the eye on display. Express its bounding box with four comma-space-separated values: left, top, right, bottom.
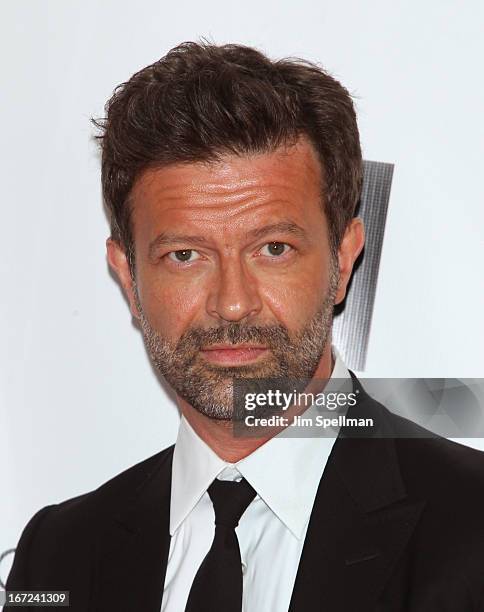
259, 242, 292, 257
167, 249, 201, 263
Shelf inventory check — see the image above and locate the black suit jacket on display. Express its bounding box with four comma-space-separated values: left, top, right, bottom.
6, 372, 484, 611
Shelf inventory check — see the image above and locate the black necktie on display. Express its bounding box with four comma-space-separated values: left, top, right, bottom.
184, 477, 257, 612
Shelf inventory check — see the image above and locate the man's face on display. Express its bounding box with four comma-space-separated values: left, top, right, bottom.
108, 138, 363, 419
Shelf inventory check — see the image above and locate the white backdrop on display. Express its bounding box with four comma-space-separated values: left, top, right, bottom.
1, 0, 483, 582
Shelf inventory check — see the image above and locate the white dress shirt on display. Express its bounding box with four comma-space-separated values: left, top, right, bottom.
161, 345, 351, 612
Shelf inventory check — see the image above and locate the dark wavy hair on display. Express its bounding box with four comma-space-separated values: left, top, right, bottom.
93, 41, 362, 273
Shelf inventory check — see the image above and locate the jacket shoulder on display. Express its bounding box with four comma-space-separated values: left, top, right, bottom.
387, 409, 484, 490
41, 443, 174, 522
6, 445, 174, 590
385, 409, 484, 529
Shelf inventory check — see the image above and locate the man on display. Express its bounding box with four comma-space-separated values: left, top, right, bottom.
6, 42, 484, 611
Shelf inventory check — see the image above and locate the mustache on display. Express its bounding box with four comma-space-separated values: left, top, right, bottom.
175, 322, 291, 353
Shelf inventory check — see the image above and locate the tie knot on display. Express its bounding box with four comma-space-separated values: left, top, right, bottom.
207, 477, 257, 528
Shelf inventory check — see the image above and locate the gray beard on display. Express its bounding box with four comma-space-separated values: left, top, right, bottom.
134, 260, 339, 421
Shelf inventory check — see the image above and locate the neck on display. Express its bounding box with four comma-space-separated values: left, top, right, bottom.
178, 343, 334, 462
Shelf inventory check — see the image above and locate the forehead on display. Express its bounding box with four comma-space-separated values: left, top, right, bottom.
129, 137, 325, 237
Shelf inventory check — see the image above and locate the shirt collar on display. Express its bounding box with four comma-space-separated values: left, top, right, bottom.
170, 345, 351, 538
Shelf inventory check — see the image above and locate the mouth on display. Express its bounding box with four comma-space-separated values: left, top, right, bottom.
199, 344, 269, 366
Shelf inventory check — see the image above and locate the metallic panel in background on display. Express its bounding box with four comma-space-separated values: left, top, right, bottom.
333, 160, 394, 371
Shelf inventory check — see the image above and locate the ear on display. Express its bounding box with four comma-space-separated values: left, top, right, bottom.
106, 238, 140, 319
334, 217, 365, 305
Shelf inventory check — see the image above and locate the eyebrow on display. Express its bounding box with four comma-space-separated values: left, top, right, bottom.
148, 233, 210, 260
148, 220, 307, 260
245, 221, 307, 241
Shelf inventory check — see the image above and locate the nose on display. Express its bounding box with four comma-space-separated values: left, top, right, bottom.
206, 257, 263, 323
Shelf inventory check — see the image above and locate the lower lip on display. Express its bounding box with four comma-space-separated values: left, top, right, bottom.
200, 347, 268, 365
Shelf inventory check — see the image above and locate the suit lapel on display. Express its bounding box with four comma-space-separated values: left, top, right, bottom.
92, 447, 174, 612
289, 372, 426, 611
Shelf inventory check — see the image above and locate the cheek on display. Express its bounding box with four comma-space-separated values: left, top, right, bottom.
137, 276, 204, 339
258, 262, 328, 330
